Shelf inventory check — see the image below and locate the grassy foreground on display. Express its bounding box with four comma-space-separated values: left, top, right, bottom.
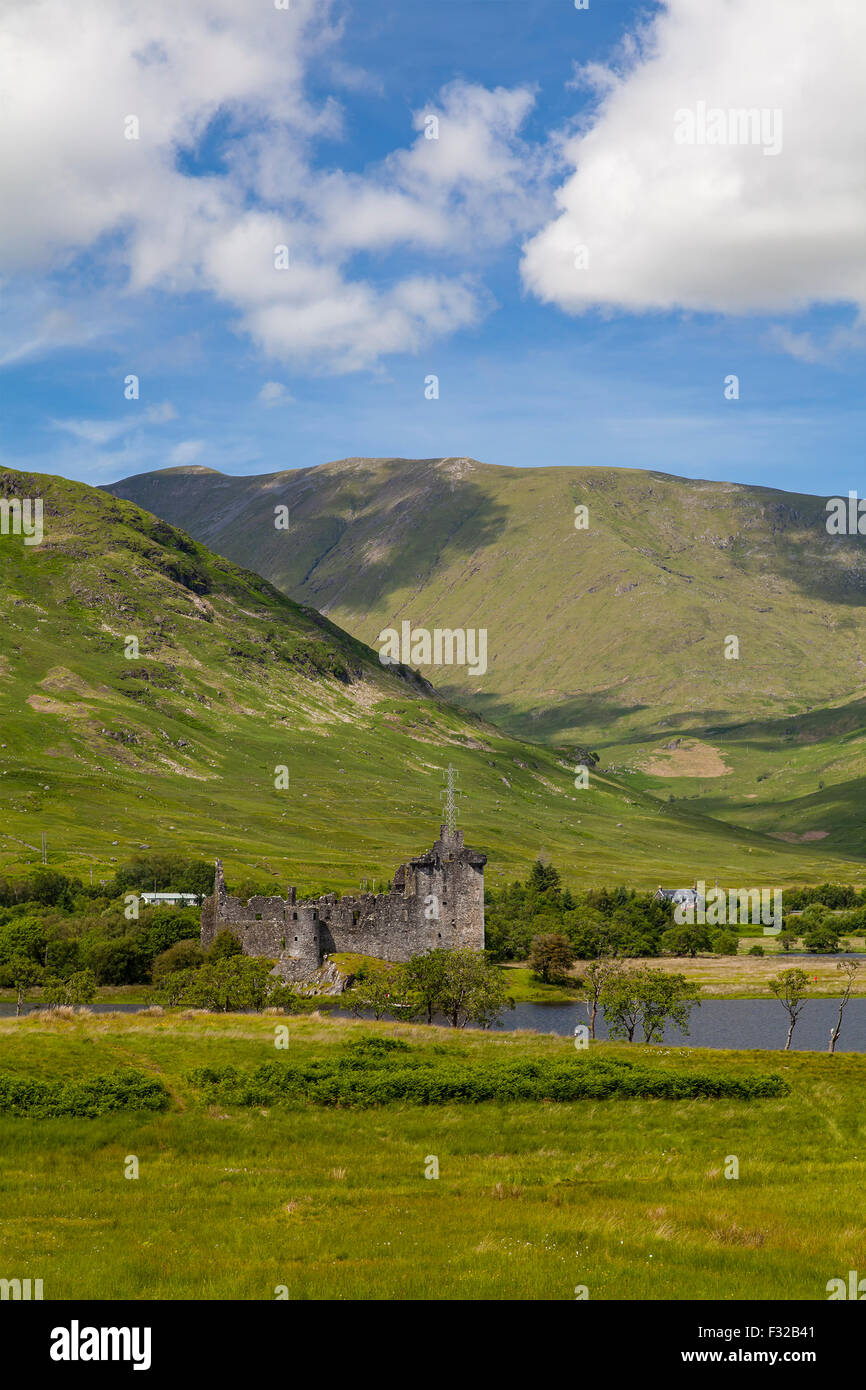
0, 1011, 864, 1300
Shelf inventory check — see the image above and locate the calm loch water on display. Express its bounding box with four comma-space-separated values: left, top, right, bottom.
504, 998, 866, 1052
4, 997, 866, 1051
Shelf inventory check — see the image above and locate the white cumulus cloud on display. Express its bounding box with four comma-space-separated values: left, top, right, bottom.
0, 1, 540, 373
521, 0, 866, 322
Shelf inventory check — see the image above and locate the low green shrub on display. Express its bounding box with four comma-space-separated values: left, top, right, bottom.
0, 1067, 170, 1118
187, 1047, 789, 1110
346, 1035, 411, 1056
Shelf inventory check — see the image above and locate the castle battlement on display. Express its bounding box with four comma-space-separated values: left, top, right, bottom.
200, 824, 486, 983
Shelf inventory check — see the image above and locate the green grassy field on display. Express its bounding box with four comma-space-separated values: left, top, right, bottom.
1, 1010, 863, 1301
3, 465, 863, 892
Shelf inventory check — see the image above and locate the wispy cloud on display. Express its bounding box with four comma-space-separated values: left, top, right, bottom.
52, 402, 177, 445
169, 439, 205, 465
257, 381, 294, 407
766, 319, 866, 364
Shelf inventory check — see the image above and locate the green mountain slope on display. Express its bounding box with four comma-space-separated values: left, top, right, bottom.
106, 457, 866, 859
2, 465, 861, 888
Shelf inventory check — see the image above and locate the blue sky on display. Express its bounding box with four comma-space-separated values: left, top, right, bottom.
1, 0, 863, 497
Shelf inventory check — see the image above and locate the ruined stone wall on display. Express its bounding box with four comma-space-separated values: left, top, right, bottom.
200, 827, 486, 982
200, 865, 320, 982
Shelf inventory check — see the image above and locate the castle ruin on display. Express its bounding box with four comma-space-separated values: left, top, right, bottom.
200, 824, 487, 983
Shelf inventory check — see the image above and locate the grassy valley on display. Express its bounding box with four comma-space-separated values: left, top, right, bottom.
106, 458, 866, 862
5, 467, 858, 891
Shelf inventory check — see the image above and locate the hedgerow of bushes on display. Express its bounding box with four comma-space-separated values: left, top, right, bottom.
187, 1038, 789, 1109
0, 1067, 170, 1118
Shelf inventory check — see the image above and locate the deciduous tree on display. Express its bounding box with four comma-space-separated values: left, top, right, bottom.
768, 968, 810, 1050
829, 960, 859, 1054
528, 933, 574, 983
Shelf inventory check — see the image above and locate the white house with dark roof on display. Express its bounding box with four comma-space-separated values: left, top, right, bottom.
141, 891, 201, 907
653, 885, 705, 912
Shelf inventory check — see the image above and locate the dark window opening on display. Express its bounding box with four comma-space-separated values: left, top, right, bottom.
292, 912, 298, 921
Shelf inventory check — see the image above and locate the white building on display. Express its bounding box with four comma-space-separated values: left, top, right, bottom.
654, 886, 705, 912
140, 891, 200, 907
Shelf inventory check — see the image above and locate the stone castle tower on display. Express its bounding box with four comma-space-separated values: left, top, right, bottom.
200, 824, 487, 983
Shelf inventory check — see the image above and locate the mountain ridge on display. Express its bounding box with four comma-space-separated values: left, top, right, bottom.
104, 456, 866, 860
6, 463, 850, 887
105, 454, 866, 735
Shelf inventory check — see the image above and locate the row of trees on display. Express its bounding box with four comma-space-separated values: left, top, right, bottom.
778, 903, 859, 952
487, 863, 866, 963
768, 962, 860, 1052
347, 949, 513, 1029
5, 937, 513, 1023
524, 925, 732, 984
2, 858, 862, 1001
782, 884, 865, 911
485, 862, 675, 960
528, 934, 863, 1052
2, 924, 251, 1015
0, 855, 212, 909
0, 854, 347, 994
0, 853, 275, 996
651, 917, 853, 957
7, 929, 307, 1016
0, 856, 216, 995
0, 905, 202, 987
576, 958, 861, 1052
154, 951, 298, 1012
0, 854, 337, 915
128, 938, 513, 1025
580, 961, 700, 1043
5, 861, 864, 918
4, 961, 99, 1016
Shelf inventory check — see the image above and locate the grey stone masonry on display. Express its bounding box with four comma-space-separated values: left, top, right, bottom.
200, 824, 486, 982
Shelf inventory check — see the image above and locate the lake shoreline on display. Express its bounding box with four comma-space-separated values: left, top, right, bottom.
5, 994, 866, 1052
